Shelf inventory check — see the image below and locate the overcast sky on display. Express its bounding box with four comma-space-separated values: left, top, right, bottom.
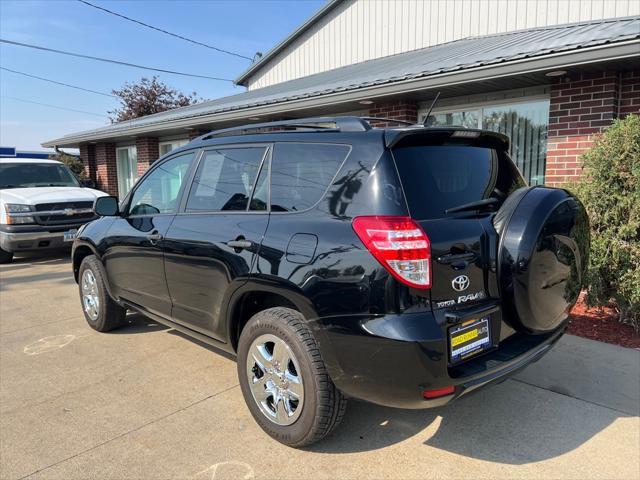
0, 0, 324, 151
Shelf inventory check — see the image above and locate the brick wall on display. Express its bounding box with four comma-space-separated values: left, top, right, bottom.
545, 70, 639, 186
79, 144, 96, 181
94, 143, 118, 196
136, 137, 159, 177
368, 100, 418, 126
619, 70, 640, 118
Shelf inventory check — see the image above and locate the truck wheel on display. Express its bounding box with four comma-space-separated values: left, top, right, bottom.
78, 255, 127, 332
237, 307, 347, 447
0, 248, 13, 264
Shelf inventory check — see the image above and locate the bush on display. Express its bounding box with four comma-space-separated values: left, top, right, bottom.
570, 114, 640, 331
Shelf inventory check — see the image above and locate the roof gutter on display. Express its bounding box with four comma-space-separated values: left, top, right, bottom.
43, 40, 640, 148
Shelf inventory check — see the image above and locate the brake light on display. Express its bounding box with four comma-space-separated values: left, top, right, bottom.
352, 216, 431, 289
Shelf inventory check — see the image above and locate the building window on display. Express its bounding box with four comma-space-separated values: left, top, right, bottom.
159, 139, 188, 157
116, 146, 138, 198
421, 99, 549, 185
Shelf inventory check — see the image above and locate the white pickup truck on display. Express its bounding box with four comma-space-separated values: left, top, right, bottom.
0, 158, 107, 263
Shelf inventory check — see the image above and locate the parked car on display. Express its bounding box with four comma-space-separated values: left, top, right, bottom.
71, 117, 589, 447
0, 158, 106, 263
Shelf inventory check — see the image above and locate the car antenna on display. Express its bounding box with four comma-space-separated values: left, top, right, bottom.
422, 91, 441, 126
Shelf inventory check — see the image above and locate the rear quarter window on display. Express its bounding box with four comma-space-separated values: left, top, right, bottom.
270, 143, 350, 212
392, 145, 524, 220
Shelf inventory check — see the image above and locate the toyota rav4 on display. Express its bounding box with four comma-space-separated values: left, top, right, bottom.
71, 117, 589, 447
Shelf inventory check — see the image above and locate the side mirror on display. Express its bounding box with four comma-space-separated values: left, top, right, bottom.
94, 196, 119, 216
81, 179, 96, 188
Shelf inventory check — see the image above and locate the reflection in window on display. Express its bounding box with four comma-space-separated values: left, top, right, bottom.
270, 143, 350, 212
186, 148, 266, 212
423, 99, 549, 184
428, 110, 479, 129
482, 101, 549, 185
129, 153, 193, 215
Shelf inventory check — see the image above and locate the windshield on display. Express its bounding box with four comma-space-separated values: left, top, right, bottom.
0, 163, 80, 189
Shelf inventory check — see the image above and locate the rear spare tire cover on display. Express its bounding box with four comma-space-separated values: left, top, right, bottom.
495, 187, 589, 334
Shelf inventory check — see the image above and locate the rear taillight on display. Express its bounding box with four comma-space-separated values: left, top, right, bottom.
352, 216, 431, 289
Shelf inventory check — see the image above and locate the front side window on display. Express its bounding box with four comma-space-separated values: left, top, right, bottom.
185, 147, 267, 212
128, 152, 194, 216
0, 163, 79, 188
269, 143, 350, 212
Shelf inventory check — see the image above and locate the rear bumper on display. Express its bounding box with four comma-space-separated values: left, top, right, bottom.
312, 310, 565, 409
0, 225, 82, 252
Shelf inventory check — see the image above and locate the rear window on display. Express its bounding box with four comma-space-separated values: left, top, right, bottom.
270, 143, 350, 212
392, 145, 524, 220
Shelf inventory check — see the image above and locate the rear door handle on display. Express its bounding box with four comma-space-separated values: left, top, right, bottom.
147, 232, 163, 244
227, 239, 254, 250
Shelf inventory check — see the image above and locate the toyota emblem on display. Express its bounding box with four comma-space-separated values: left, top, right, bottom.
452, 275, 470, 292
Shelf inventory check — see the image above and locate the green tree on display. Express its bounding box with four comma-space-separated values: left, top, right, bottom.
570, 114, 640, 331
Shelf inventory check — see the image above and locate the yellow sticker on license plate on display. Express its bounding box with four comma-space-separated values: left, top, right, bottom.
451, 328, 479, 347
449, 317, 490, 363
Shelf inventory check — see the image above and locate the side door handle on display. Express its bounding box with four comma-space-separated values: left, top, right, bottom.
227, 239, 254, 250
147, 232, 163, 245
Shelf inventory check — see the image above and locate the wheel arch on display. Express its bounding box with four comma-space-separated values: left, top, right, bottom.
225, 278, 319, 353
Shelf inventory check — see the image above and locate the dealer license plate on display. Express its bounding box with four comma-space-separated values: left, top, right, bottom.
63, 229, 78, 242
449, 317, 491, 363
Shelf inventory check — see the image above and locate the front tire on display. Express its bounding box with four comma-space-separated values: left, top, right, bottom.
237, 307, 346, 447
78, 255, 127, 332
0, 247, 13, 264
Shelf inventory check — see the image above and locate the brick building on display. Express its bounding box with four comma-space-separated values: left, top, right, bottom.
42, 1, 640, 197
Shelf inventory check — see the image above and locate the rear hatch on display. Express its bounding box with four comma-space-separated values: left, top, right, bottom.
389, 130, 525, 310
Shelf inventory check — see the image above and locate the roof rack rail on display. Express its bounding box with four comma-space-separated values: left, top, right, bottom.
200, 116, 371, 140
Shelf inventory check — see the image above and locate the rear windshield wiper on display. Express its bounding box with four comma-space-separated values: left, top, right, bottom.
445, 197, 499, 215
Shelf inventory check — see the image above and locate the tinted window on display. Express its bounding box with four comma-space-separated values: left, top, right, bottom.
270, 143, 349, 212
393, 145, 524, 220
186, 148, 266, 212
0, 163, 79, 188
128, 153, 194, 215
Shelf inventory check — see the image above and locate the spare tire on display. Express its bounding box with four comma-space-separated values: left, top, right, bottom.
494, 186, 589, 334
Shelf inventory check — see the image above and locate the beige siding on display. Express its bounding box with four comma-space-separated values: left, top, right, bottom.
246, 0, 640, 90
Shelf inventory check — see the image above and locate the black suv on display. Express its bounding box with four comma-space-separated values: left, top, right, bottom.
72, 117, 589, 447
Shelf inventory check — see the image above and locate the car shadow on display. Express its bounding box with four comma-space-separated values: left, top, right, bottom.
109, 312, 170, 334
9, 250, 71, 266
308, 379, 628, 464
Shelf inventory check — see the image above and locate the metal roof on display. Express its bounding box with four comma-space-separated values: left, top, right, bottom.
43, 16, 640, 148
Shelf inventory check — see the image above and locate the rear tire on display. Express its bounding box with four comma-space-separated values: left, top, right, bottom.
0, 247, 13, 264
78, 255, 127, 332
237, 307, 346, 447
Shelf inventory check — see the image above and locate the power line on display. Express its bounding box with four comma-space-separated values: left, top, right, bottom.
0, 67, 116, 98
77, 0, 253, 61
1, 95, 108, 118
0, 39, 234, 82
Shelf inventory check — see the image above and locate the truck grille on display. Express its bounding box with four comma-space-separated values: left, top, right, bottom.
34, 201, 96, 226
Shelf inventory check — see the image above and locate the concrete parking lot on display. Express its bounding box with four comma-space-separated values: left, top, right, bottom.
1, 253, 639, 480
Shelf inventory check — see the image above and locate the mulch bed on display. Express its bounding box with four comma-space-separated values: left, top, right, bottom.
568, 296, 640, 349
